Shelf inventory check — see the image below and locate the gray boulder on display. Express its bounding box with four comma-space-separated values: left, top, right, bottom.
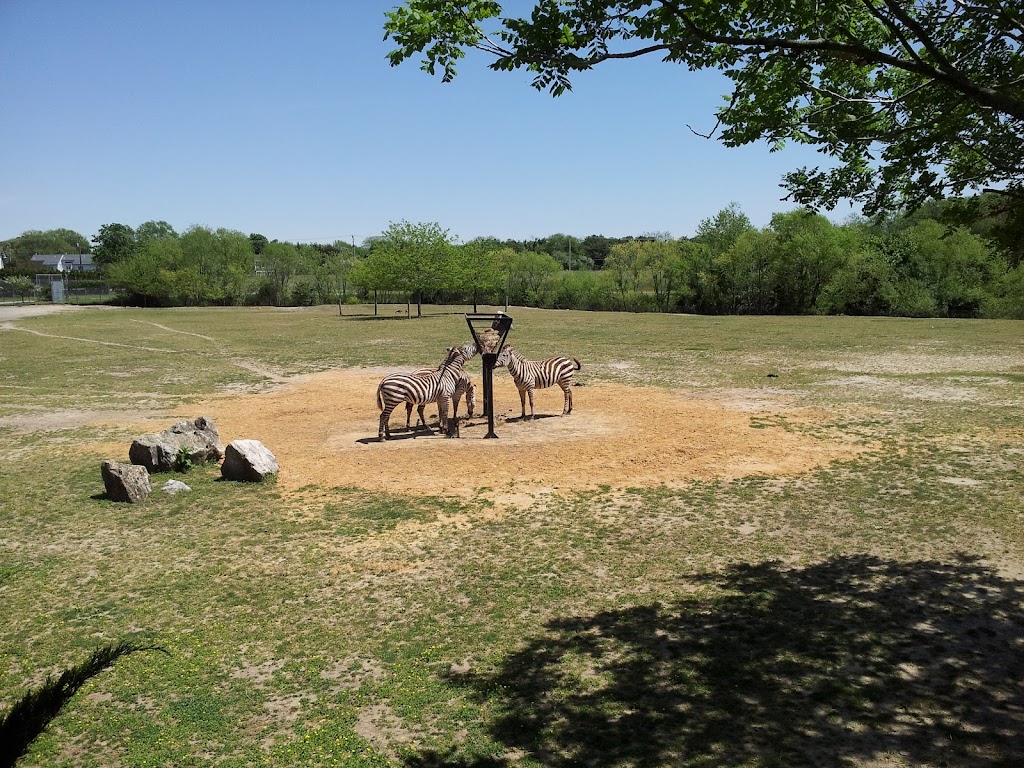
221, 439, 278, 482
101, 460, 152, 503
129, 416, 223, 473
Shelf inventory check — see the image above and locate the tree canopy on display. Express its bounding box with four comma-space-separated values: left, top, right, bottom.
384, 1, 1024, 216
0, 229, 90, 268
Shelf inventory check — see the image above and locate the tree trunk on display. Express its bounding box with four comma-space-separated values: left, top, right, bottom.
416, 291, 421, 318
374, 290, 378, 316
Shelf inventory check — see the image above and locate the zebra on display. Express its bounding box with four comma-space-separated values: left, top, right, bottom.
494, 344, 581, 420
376, 342, 477, 440
404, 368, 477, 430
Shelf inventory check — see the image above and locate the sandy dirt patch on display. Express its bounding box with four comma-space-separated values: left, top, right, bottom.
0, 303, 106, 323
162, 368, 859, 498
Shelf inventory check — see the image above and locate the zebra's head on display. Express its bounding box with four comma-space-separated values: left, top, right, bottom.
440, 342, 477, 370
465, 380, 477, 417
494, 344, 515, 368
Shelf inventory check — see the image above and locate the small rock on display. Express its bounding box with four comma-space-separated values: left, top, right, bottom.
101, 460, 152, 503
161, 479, 192, 494
221, 440, 278, 482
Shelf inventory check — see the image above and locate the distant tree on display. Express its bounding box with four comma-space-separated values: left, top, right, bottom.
816, 249, 896, 316
941, 193, 1024, 268
350, 247, 399, 311
605, 240, 646, 310
908, 220, 1000, 316
333, 240, 364, 303
1, 229, 91, 268
92, 223, 137, 265
581, 234, 613, 268
541, 233, 591, 271
249, 233, 269, 255
258, 241, 300, 306
176, 226, 253, 305
490, 247, 519, 310
694, 204, 755, 255
107, 238, 179, 306
984, 262, 1024, 318
136, 220, 177, 242
722, 229, 779, 314
456, 241, 502, 311
689, 204, 756, 312
769, 211, 851, 313
375, 220, 458, 317
508, 250, 563, 305
640, 240, 686, 312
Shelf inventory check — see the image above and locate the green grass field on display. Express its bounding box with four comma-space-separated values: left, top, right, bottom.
1, 304, 1023, 767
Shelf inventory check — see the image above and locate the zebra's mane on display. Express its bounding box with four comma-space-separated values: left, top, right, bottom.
438, 342, 476, 372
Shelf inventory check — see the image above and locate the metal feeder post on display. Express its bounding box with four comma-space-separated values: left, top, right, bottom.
465, 312, 514, 438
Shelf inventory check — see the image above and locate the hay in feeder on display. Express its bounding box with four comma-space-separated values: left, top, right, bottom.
475, 327, 501, 354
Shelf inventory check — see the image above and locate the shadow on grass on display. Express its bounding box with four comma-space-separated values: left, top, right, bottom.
0, 642, 166, 768
406, 555, 1024, 768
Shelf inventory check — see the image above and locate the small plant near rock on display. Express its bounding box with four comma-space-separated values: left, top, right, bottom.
174, 446, 195, 473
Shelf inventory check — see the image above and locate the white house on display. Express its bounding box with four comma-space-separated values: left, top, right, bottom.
29, 253, 98, 273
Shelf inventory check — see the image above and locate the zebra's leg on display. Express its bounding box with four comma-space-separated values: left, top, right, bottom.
379, 404, 397, 440
437, 395, 451, 433
527, 386, 536, 420
405, 402, 414, 429
518, 387, 528, 420
417, 404, 427, 428
562, 381, 572, 415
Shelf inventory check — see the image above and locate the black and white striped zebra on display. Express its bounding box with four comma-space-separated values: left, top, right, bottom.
404, 368, 477, 430
376, 342, 477, 440
494, 345, 581, 420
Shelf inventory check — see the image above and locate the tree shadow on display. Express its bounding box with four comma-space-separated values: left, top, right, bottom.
0, 642, 166, 768
405, 555, 1024, 767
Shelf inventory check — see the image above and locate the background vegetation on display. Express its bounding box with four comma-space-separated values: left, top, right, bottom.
3, 193, 1024, 318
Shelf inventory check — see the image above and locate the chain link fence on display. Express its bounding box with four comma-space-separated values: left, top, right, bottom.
0, 275, 114, 305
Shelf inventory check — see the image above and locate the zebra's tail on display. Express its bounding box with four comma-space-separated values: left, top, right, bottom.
376, 384, 384, 410
573, 357, 582, 371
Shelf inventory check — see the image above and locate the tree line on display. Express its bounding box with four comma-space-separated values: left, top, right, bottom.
3, 195, 1024, 318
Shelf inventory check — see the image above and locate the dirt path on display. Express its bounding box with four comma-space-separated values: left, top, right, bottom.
0, 303, 93, 323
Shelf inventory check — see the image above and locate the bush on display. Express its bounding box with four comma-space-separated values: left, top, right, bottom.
289, 280, 317, 307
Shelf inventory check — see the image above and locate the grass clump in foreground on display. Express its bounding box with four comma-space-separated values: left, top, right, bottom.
0, 305, 1022, 766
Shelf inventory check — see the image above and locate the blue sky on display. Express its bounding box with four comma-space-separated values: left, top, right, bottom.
1, 1, 855, 246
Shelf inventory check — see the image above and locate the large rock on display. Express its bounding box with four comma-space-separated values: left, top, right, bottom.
101, 460, 152, 503
221, 439, 278, 482
129, 416, 222, 473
